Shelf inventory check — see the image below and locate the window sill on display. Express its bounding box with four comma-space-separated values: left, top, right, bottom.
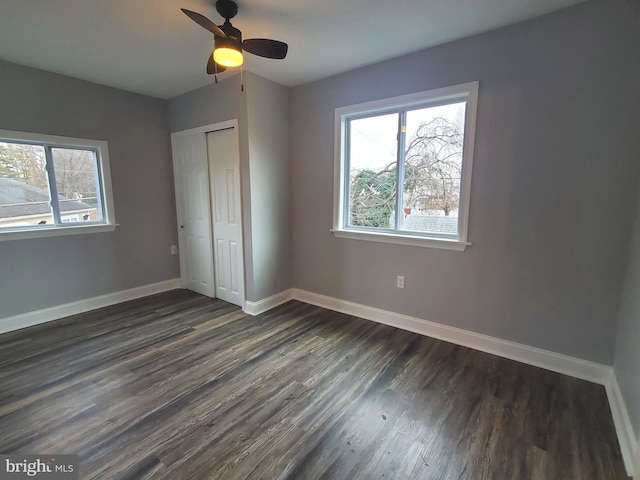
330, 228, 470, 251
0, 224, 118, 242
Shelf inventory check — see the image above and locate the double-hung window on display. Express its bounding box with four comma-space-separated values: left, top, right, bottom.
0, 130, 116, 241
333, 82, 478, 250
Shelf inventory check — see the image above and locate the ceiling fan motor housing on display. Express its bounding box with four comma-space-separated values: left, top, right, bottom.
219, 22, 242, 43
216, 0, 239, 20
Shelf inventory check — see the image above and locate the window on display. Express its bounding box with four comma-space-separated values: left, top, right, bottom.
0, 130, 116, 241
333, 82, 478, 251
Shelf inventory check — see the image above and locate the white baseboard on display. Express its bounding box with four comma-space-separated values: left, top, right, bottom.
0, 278, 182, 335
605, 370, 638, 477
244, 288, 294, 316
291, 288, 636, 475
292, 289, 610, 384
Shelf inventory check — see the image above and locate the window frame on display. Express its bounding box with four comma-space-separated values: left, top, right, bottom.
332, 82, 479, 251
0, 129, 117, 241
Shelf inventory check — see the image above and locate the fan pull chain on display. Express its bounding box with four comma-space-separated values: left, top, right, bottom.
214, 60, 219, 84
241, 65, 244, 92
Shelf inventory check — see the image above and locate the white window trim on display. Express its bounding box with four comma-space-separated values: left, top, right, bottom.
0, 129, 117, 242
332, 82, 479, 251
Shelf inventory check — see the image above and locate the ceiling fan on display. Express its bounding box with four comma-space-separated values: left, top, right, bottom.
181, 0, 288, 77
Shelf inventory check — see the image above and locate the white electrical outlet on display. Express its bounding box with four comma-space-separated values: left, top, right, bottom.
397, 275, 405, 288
171, 245, 178, 255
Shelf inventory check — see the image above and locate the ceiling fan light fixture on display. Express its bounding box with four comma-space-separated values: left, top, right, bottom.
182, 1, 288, 76
214, 38, 243, 67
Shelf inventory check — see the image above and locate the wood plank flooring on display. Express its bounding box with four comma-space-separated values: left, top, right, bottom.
0, 289, 628, 479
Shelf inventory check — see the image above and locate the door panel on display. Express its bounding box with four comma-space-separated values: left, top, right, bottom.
173, 134, 215, 297
207, 128, 244, 306
229, 240, 240, 293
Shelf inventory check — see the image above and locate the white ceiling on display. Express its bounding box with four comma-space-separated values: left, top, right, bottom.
0, 0, 586, 99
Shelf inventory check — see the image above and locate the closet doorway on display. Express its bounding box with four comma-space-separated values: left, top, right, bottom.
171, 120, 245, 307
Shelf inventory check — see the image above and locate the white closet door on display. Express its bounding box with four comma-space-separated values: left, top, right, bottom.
173, 133, 215, 297
207, 128, 245, 306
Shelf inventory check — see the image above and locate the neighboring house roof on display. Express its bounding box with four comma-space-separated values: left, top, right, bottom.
402, 214, 458, 235
0, 177, 94, 219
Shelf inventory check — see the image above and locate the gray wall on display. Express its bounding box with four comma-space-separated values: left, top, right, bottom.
614, 188, 640, 436
168, 72, 293, 302
245, 73, 292, 300
0, 60, 179, 317
290, 0, 640, 364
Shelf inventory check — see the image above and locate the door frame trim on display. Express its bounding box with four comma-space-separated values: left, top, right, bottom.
172, 120, 238, 139
171, 120, 243, 301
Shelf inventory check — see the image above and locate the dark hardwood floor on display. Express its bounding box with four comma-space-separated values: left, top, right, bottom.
0, 290, 627, 479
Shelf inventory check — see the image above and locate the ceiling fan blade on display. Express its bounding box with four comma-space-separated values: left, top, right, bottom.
181, 8, 226, 38
207, 53, 227, 74
242, 38, 288, 59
